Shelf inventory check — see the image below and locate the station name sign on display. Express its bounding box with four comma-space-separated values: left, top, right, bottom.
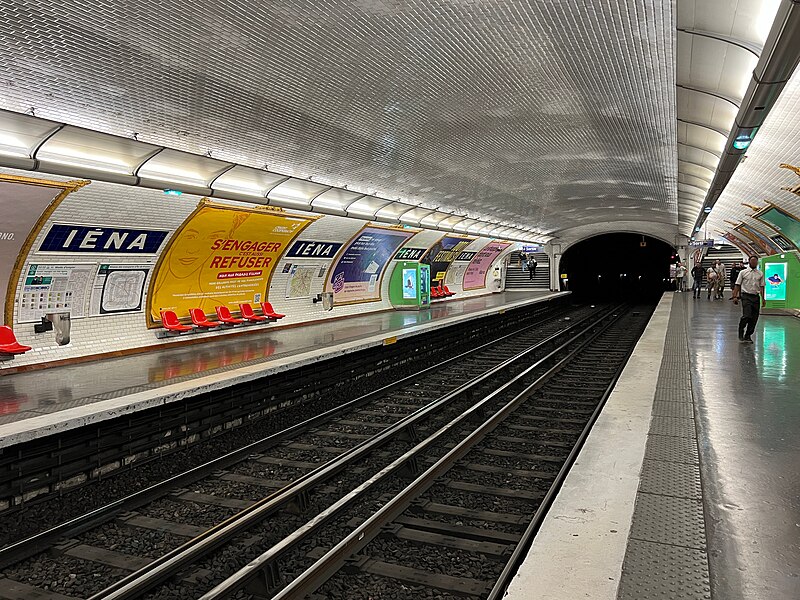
394, 247, 426, 261
39, 224, 168, 254
455, 251, 477, 261
285, 240, 343, 258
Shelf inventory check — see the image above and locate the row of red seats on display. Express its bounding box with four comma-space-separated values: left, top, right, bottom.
431, 285, 455, 300
160, 302, 285, 333
0, 326, 31, 356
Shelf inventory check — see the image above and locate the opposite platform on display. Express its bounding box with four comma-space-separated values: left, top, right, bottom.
0, 290, 567, 448
505, 292, 799, 600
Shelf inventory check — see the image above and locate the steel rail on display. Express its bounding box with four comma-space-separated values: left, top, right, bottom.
0, 303, 570, 570
487, 311, 646, 599
201, 305, 625, 599
88, 305, 600, 600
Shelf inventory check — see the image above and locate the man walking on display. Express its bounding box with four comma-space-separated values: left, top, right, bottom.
691, 263, 704, 298
713, 260, 727, 299
528, 255, 537, 280
731, 255, 766, 343
675, 262, 686, 292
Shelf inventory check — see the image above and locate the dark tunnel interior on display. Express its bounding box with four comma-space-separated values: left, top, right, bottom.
560, 233, 676, 302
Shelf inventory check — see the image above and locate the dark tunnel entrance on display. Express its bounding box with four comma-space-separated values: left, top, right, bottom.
560, 233, 676, 302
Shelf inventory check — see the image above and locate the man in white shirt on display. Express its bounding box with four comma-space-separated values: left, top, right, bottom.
731, 255, 766, 343
675, 262, 686, 292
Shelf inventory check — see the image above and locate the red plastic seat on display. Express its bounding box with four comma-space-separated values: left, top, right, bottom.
443, 285, 455, 297
239, 303, 268, 322
0, 326, 32, 354
160, 310, 194, 332
215, 306, 244, 325
430, 287, 442, 299
189, 308, 222, 328
260, 302, 286, 319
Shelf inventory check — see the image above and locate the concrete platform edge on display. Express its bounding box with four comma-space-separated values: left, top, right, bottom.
0, 291, 569, 448
504, 293, 673, 600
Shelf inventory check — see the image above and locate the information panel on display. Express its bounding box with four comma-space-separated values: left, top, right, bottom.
19, 263, 94, 323
464, 242, 511, 289
765, 262, 787, 301
149, 201, 313, 322
285, 265, 319, 298
326, 226, 415, 304
90, 263, 151, 315
402, 268, 417, 299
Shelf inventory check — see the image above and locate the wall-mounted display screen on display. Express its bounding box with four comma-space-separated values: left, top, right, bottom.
757, 206, 800, 251
764, 262, 787, 301
402, 268, 417, 299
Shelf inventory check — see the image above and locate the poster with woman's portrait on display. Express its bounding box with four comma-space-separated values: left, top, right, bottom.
148, 200, 314, 325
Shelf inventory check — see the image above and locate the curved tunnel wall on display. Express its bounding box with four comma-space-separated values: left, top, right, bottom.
2, 169, 517, 369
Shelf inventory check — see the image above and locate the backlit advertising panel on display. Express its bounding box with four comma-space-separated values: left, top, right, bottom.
148, 201, 314, 324
326, 225, 415, 304
764, 262, 787, 301
402, 268, 417, 299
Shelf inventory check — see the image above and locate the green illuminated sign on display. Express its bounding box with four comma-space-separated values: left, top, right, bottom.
764, 262, 787, 301
758, 207, 800, 251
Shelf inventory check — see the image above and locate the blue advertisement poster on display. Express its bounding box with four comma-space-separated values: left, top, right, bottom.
402, 268, 417, 299
326, 226, 415, 303
764, 262, 787, 301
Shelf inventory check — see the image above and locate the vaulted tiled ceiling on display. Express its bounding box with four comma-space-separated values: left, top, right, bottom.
0, 0, 678, 239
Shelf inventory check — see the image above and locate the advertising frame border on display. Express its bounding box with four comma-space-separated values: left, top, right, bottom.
753, 202, 800, 252
462, 240, 513, 290
145, 198, 318, 328
2, 174, 90, 328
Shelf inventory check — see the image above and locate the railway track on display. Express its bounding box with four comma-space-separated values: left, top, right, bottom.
0, 303, 603, 599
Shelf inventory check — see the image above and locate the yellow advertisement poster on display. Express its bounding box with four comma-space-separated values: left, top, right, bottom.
148, 200, 314, 325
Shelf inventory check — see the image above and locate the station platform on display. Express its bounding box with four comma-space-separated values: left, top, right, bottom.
0, 290, 566, 449
506, 292, 799, 600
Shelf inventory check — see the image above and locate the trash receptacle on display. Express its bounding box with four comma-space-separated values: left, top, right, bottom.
45, 312, 71, 345
321, 292, 334, 311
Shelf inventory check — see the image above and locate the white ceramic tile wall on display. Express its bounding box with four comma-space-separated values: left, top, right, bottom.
2, 168, 512, 369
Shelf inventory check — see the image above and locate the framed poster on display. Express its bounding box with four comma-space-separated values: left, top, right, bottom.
325, 225, 416, 304
464, 242, 511, 289
90, 263, 151, 315
19, 263, 95, 323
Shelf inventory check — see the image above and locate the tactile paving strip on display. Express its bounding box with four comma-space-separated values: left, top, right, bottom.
617, 539, 711, 600
639, 459, 702, 499
617, 296, 710, 599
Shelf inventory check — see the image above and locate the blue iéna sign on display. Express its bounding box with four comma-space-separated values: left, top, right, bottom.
285, 240, 343, 259
39, 224, 168, 254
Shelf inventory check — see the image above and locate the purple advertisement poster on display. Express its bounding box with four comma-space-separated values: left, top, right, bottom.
463, 242, 511, 289
326, 226, 415, 304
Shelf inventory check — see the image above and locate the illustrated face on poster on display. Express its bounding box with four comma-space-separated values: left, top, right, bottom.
325, 226, 415, 304
149, 202, 313, 322
402, 268, 417, 299
764, 262, 787, 301
422, 235, 474, 282
463, 242, 511, 289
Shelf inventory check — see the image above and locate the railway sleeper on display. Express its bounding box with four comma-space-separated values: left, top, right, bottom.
411, 500, 528, 526
336, 553, 493, 597
378, 523, 512, 558
442, 479, 544, 501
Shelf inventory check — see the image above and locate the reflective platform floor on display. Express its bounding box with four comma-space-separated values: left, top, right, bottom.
0, 290, 564, 445
506, 292, 799, 600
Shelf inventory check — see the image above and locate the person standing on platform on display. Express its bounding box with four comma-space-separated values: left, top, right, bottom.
691, 263, 704, 298
520, 252, 528, 272
713, 260, 727, 299
706, 265, 719, 299
675, 262, 686, 292
528, 255, 538, 280
731, 255, 766, 343
729, 261, 743, 290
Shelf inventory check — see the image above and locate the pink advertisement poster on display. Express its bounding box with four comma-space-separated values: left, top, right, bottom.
463, 242, 511, 289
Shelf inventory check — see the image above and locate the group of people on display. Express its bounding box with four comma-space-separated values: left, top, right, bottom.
520, 252, 538, 280
675, 256, 766, 343
674, 259, 744, 300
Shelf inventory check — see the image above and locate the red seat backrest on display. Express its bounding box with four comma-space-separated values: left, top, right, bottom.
262, 301, 277, 314
216, 306, 232, 319
189, 308, 208, 323
0, 326, 18, 345
240, 303, 256, 317
160, 310, 180, 326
